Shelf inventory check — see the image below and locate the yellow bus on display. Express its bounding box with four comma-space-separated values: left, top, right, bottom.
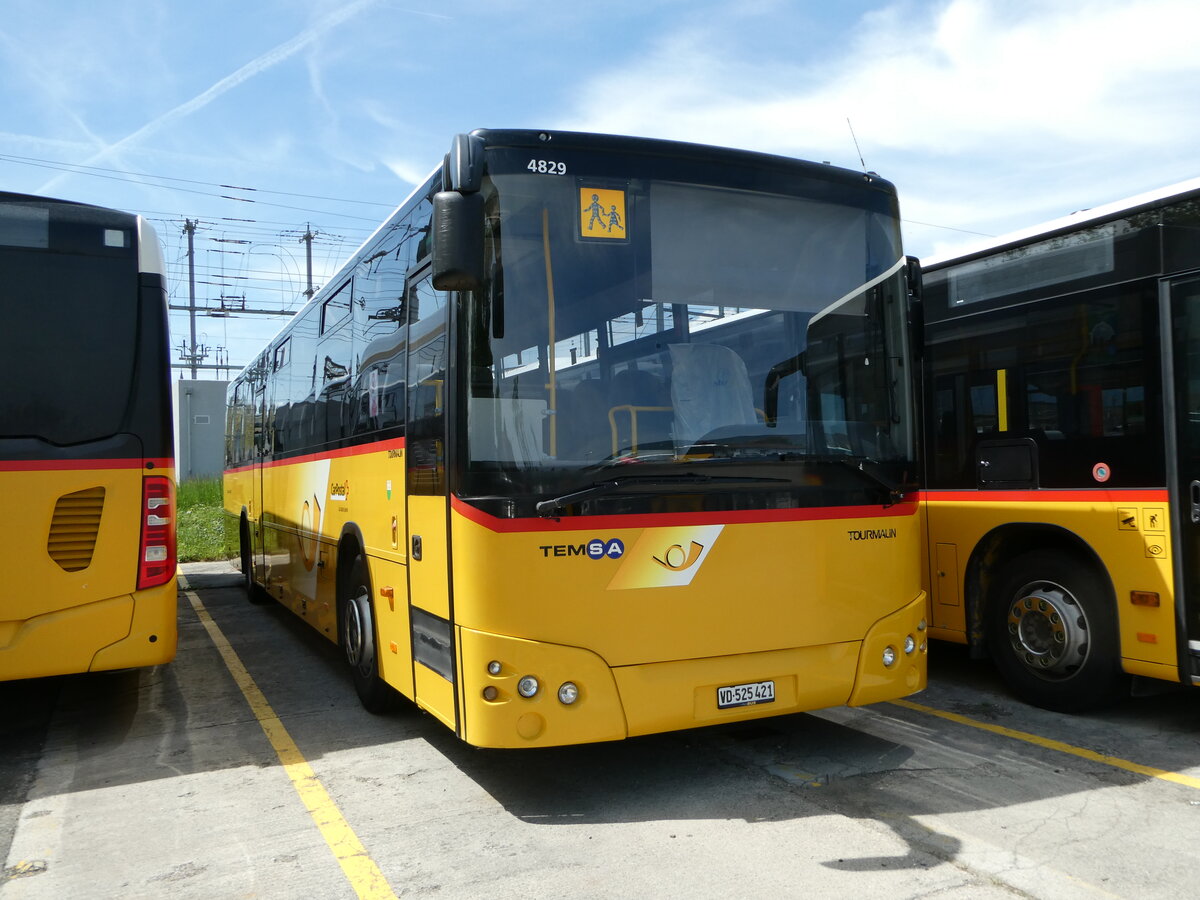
921, 177, 1200, 711
0, 192, 177, 680
225, 129, 927, 748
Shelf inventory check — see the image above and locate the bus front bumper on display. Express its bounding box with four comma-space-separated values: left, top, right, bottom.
457, 592, 927, 749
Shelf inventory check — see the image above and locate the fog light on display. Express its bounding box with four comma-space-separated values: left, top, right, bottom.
904, 635, 916, 655
517, 675, 540, 698
482, 685, 498, 701
882, 646, 897, 667
558, 682, 579, 705
487, 660, 502, 676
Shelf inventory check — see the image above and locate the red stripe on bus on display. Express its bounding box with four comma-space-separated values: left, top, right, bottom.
0, 457, 175, 473
223, 437, 407, 474
919, 488, 1170, 503
451, 494, 918, 534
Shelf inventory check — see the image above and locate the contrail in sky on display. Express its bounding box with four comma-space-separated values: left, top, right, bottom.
37, 0, 394, 194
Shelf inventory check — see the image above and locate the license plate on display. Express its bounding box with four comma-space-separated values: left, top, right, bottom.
717, 680, 775, 709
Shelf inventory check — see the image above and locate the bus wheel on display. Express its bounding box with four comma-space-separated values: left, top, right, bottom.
341, 554, 397, 713
986, 550, 1125, 712
240, 518, 269, 605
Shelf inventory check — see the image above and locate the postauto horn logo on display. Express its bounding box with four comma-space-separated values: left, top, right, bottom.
607, 524, 724, 591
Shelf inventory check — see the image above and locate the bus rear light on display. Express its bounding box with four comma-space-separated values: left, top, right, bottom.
137, 475, 176, 590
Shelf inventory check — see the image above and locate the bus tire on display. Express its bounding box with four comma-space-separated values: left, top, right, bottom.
240, 518, 269, 605
986, 550, 1126, 712
340, 553, 397, 713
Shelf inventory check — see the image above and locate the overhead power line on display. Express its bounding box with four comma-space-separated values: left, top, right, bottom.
902, 218, 994, 237
0, 152, 395, 207
0, 153, 390, 222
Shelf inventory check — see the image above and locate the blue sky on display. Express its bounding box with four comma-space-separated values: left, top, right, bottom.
3, 0, 1198, 373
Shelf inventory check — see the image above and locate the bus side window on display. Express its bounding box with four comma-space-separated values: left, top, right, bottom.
353, 233, 411, 438
225, 383, 240, 468
407, 271, 449, 494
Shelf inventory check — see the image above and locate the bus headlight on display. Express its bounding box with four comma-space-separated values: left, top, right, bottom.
517, 675, 540, 698
882, 646, 897, 668
487, 660, 502, 676
904, 635, 916, 655
558, 682, 579, 705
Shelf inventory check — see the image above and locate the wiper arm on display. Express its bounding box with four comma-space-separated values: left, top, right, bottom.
535, 480, 621, 516
820, 456, 912, 508
534, 472, 789, 518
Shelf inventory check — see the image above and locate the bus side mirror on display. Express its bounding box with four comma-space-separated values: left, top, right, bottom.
905, 255, 924, 359
905, 255, 923, 301
432, 191, 484, 292
442, 133, 485, 193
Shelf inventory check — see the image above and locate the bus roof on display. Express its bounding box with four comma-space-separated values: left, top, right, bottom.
472, 129, 895, 191
228, 128, 901, 385
921, 175, 1200, 271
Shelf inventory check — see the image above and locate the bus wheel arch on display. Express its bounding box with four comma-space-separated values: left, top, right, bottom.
971, 527, 1126, 711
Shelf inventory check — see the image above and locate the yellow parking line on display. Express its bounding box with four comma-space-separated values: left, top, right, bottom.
183, 587, 398, 900
891, 698, 1200, 791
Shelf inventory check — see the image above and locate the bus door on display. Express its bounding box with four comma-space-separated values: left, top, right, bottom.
1166, 274, 1200, 686
404, 268, 458, 730
252, 379, 267, 579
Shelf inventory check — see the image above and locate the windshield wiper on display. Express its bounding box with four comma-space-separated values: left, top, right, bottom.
534, 472, 790, 518
815, 456, 912, 508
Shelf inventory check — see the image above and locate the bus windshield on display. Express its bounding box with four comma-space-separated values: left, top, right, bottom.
0, 199, 140, 445
462, 152, 914, 510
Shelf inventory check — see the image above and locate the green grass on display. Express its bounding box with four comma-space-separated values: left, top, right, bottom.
176, 476, 230, 562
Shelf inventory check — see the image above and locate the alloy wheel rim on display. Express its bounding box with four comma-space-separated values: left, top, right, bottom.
345, 589, 367, 668
1006, 580, 1089, 680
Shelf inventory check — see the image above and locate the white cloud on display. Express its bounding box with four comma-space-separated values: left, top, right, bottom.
560, 0, 1200, 256
36, 0, 382, 195
383, 157, 435, 186
568, 0, 1200, 154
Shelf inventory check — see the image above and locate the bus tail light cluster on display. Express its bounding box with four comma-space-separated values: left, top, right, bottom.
137, 475, 176, 589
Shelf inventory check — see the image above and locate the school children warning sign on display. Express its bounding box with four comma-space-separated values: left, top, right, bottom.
578, 187, 627, 240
